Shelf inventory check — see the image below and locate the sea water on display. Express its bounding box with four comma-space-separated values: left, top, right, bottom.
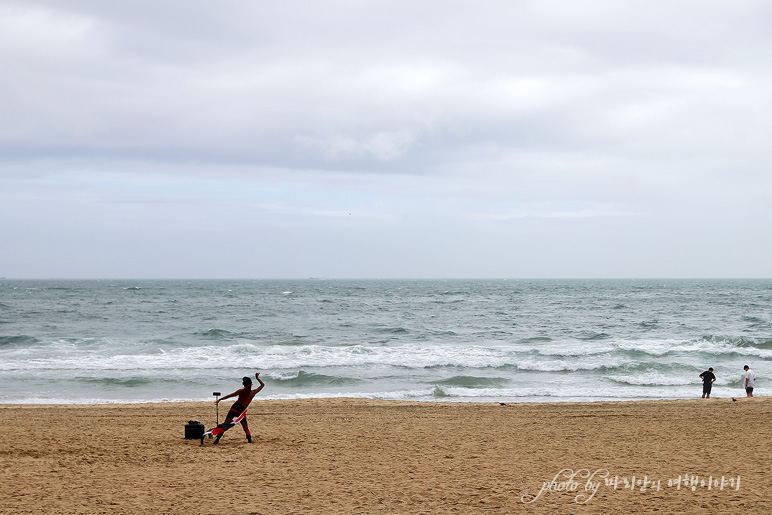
0, 279, 769, 404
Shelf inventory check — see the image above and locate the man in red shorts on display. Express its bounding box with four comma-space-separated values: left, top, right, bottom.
203, 372, 264, 445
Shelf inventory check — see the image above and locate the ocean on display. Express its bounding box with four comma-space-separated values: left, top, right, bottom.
1, 279, 769, 404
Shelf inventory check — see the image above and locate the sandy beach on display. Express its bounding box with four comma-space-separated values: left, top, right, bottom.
2, 397, 770, 514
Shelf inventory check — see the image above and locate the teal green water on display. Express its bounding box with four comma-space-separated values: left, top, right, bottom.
1, 279, 769, 403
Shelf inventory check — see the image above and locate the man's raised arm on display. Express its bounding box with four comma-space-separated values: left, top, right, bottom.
249, 373, 265, 401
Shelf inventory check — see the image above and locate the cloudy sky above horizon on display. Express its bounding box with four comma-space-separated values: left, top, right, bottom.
2, 0, 771, 279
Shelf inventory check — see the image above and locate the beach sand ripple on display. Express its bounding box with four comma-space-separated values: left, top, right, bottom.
1, 398, 771, 513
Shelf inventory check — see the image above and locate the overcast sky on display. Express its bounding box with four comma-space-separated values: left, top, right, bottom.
1, 1, 771, 279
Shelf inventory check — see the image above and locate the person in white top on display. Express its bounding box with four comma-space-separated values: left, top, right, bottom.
743, 365, 756, 397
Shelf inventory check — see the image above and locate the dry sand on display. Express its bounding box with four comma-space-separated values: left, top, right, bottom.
1, 397, 771, 514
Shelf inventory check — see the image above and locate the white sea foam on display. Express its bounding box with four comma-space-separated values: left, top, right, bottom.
1, 278, 770, 403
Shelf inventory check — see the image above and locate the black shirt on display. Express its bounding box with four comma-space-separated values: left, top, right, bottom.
700, 370, 715, 384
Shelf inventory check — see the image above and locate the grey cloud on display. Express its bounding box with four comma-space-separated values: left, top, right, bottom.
2, 0, 771, 278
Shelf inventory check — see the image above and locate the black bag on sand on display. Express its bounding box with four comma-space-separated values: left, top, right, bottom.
184, 420, 205, 439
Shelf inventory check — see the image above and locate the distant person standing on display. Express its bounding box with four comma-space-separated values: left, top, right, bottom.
699, 367, 716, 398
743, 365, 756, 397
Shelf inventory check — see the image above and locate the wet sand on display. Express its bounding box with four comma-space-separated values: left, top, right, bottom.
1, 397, 770, 514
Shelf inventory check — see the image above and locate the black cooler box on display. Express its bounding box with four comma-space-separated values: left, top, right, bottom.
185, 420, 205, 439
